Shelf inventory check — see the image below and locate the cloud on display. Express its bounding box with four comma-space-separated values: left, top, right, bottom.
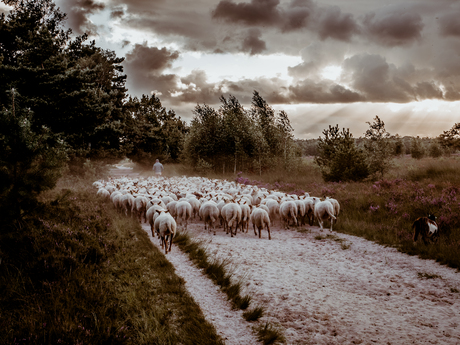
361, 6, 424, 46
241, 29, 267, 55
438, 12, 460, 37
59, 0, 105, 35
212, 0, 281, 27
289, 79, 364, 103
316, 6, 359, 41
123, 44, 180, 96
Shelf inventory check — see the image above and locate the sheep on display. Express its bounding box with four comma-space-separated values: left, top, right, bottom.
166, 200, 178, 219
96, 188, 111, 200
303, 197, 320, 226
413, 214, 439, 244
239, 201, 251, 233
279, 201, 298, 229
264, 199, 280, 225
250, 207, 271, 240
325, 197, 340, 218
221, 202, 242, 237
121, 193, 135, 217
314, 200, 336, 232
154, 209, 177, 254
258, 204, 270, 213
146, 204, 165, 236
187, 197, 201, 219
133, 196, 148, 223
199, 201, 220, 235
176, 200, 192, 230
294, 200, 306, 226
112, 193, 124, 213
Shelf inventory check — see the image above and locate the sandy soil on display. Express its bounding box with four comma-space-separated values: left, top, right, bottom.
146, 218, 460, 345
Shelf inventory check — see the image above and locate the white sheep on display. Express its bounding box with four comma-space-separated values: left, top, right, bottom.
121, 193, 135, 217
132, 196, 148, 223
166, 200, 178, 219
264, 199, 280, 225
96, 188, 111, 200
221, 202, 242, 237
154, 209, 177, 254
176, 200, 192, 230
199, 201, 220, 235
294, 200, 306, 226
239, 201, 251, 233
250, 207, 271, 240
314, 200, 336, 232
279, 201, 298, 229
325, 197, 340, 218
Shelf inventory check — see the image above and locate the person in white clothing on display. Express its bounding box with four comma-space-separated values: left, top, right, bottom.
153, 159, 164, 176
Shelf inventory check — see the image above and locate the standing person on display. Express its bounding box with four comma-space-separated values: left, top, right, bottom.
153, 159, 164, 176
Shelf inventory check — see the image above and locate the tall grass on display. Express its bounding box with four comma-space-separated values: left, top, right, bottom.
0, 174, 223, 345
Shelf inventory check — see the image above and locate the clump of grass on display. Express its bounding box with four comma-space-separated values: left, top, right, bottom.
255, 322, 286, 345
450, 287, 459, 293
243, 306, 265, 322
174, 231, 254, 310
297, 228, 311, 234
314, 234, 325, 240
418, 272, 442, 279
314, 233, 351, 249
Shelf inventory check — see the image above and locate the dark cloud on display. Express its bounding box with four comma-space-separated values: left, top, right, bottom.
361, 7, 424, 46
438, 12, 460, 37
60, 0, 105, 34
289, 79, 364, 103
125, 44, 179, 72
241, 29, 267, 55
110, 7, 124, 19
316, 6, 359, 41
212, 0, 281, 26
123, 44, 180, 96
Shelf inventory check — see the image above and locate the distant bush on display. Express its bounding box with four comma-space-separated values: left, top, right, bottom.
315, 125, 369, 182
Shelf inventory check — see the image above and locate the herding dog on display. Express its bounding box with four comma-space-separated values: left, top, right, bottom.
413, 214, 439, 244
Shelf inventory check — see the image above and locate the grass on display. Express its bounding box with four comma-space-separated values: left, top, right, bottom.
243, 306, 265, 321
0, 173, 223, 345
173, 231, 254, 311
418, 272, 442, 279
254, 322, 286, 345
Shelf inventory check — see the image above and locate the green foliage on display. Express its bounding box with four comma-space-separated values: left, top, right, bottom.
428, 140, 443, 158
0, 89, 67, 221
125, 94, 188, 166
393, 135, 404, 156
363, 116, 393, 178
315, 125, 369, 182
0, 0, 129, 158
411, 137, 425, 159
439, 122, 460, 151
183, 91, 299, 174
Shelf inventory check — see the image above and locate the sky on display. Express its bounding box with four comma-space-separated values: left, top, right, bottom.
19, 0, 460, 138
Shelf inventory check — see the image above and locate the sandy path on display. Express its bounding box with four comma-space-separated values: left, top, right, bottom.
141, 223, 260, 345
179, 220, 460, 345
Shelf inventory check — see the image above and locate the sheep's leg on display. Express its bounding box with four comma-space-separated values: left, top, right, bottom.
267, 224, 271, 240
258, 226, 261, 238
253, 224, 257, 236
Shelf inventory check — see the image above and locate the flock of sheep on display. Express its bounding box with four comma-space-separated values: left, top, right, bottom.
93, 176, 340, 254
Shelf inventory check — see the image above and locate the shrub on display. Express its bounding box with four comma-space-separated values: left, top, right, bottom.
315, 125, 369, 182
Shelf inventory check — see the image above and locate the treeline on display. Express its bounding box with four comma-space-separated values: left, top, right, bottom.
297, 136, 447, 158
183, 91, 299, 174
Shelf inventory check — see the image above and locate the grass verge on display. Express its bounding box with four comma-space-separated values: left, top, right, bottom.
0, 175, 223, 345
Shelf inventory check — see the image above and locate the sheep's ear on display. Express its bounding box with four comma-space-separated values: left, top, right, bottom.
244, 201, 247, 204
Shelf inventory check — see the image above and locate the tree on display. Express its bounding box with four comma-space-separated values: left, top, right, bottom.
438, 123, 460, 152
315, 125, 369, 182
428, 140, 443, 158
410, 137, 425, 159
363, 116, 393, 178
0, 0, 129, 158
0, 89, 67, 221
125, 94, 187, 166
